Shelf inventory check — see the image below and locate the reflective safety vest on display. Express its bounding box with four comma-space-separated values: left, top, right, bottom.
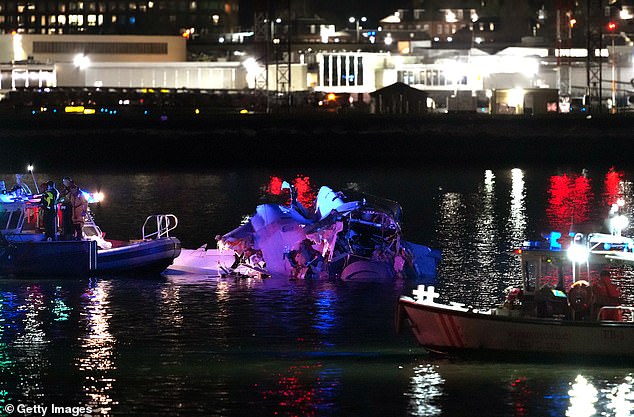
42, 190, 57, 210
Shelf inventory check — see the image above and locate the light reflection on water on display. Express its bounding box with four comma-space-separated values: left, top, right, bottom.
1, 167, 634, 415
77, 279, 117, 414
406, 363, 444, 417
14, 286, 49, 401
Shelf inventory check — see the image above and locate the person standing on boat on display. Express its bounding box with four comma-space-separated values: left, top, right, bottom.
69, 186, 88, 240
592, 270, 621, 320
40, 181, 59, 241
58, 176, 77, 240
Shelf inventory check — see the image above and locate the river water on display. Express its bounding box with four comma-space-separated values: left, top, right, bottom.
1, 165, 634, 416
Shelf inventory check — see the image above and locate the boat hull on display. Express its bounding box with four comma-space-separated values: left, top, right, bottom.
0, 237, 181, 277
96, 237, 181, 275
0, 240, 96, 276
399, 297, 634, 359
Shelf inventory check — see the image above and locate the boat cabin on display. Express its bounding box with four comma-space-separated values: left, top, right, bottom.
0, 193, 44, 241
503, 232, 634, 321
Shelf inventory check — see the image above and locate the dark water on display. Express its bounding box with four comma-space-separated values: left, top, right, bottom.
1, 166, 634, 416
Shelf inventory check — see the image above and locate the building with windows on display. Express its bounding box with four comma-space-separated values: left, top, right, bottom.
0, 33, 255, 90
0, 1, 239, 37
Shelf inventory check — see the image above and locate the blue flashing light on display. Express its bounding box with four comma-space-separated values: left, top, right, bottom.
53, 108, 57, 113
549, 231, 562, 250
144, 110, 148, 115
129, 16, 136, 24
31, 110, 36, 115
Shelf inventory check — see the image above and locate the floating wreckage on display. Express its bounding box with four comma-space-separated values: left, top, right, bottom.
212, 182, 440, 281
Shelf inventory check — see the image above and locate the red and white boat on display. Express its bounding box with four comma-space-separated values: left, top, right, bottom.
398, 232, 634, 360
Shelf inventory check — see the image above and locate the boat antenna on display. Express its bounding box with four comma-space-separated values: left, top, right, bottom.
27, 164, 39, 194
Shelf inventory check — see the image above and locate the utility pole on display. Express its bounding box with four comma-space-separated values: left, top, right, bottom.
556, 0, 574, 97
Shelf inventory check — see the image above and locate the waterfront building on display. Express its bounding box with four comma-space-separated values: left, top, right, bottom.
0, 0, 240, 38
313, 45, 634, 113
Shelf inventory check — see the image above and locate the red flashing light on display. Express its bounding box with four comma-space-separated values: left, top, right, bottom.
607, 21, 617, 32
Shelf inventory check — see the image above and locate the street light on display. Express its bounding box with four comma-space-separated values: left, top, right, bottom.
348, 16, 367, 43
607, 21, 617, 114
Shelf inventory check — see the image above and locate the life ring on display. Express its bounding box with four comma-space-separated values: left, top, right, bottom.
568, 280, 591, 312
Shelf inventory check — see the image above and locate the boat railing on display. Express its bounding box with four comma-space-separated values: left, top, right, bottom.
142, 214, 178, 240
597, 306, 634, 322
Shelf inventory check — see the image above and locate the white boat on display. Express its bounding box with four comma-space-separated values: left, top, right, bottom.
398, 231, 634, 360
0, 177, 181, 276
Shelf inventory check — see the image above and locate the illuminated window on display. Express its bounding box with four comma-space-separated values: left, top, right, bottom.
49, 15, 56, 23
78, 2, 84, 10
58, 14, 66, 24
489, 22, 495, 31
40, 15, 45, 25
87, 13, 96, 25
189, 1, 196, 10
27, 3, 35, 10
128, 2, 136, 10
29, 15, 35, 23
17, 4, 25, 13
111, 15, 116, 22
98, 14, 103, 25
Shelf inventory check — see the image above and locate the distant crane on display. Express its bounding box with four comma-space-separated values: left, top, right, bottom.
253, 0, 292, 112
586, 0, 604, 112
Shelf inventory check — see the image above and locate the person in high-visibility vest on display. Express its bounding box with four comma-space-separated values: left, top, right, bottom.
40, 181, 59, 241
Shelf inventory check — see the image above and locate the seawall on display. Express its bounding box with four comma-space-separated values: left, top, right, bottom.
1, 113, 632, 172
